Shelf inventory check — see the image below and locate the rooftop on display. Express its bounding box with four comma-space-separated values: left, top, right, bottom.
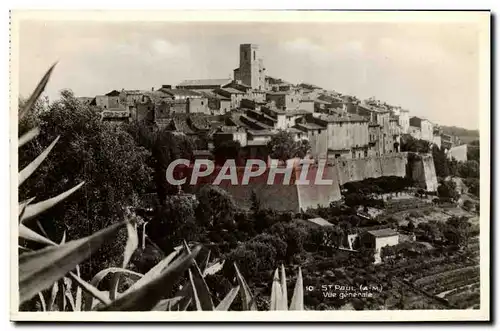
315, 113, 368, 123
177, 78, 232, 87
366, 228, 398, 238
306, 217, 333, 227
295, 122, 326, 130
158, 88, 202, 97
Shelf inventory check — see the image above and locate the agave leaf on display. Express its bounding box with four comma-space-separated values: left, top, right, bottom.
18, 127, 40, 148
215, 286, 240, 311
19, 246, 31, 253
99, 245, 201, 311
60, 231, 66, 245
19, 223, 56, 246
36, 220, 50, 238
37, 292, 47, 312
234, 263, 257, 311
201, 250, 211, 276
21, 181, 85, 224
74, 265, 82, 311
48, 281, 59, 311
105, 212, 138, 301
280, 264, 288, 311
18, 136, 60, 186
123, 245, 182, 295
19, 220, 125, 304
63, 277, 75, 311
69, 272, 111, 309
152, 296, 184, 311
183, 241, 214, 310
289, 267, 304, 311
123, 215, 138, 268
18, 197, 36, 219
270, 268, 283, 310
85, 267, 143, 307
188, 269, 202, 311
19, 63, 56, 120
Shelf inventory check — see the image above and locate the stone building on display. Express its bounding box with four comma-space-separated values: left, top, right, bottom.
266, 90, 301, 110
233, 44, 266, 90
361, 228, 399, 264
409, 116, 434, 142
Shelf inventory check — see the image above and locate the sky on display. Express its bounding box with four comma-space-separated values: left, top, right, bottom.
17, 20, 482, 129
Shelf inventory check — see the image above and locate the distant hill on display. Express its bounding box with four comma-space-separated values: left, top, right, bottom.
439, 125, 479, 144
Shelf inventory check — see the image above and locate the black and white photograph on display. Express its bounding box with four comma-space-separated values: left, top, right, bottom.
10, 10, 490, 321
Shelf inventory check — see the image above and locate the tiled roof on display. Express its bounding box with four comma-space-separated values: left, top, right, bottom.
177, 78, 232, 87
159, 88, 201, 97
221, 87, 245, 94
306, 217, 333, 227
295, 122, 326, 130
367, 228, 398, 238
247, 129, 275, 136
315, 113, 368, 123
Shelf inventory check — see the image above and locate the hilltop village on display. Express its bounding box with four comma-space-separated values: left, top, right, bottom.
19, 43, 480, 311
82, 43, 466, 163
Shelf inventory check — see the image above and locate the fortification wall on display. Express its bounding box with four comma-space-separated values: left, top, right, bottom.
295, 165, 342, 211
380, 152, 408, 177
409, 154, 438, 192
335, 157, 383, 185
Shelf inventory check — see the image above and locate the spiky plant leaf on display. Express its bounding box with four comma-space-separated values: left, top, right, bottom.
19, 220, 125, 303
19, 223, 56, 246
48, 281, 59, 311
19, 63, 56, 120
74, 265, 82, 311
280, 264, 288, 311
18, 127, 40, 148
123, 245, 182, 295
18, 197, 36, 220
63, 277, 76, 311
20, 181, 85, 224
234, 263, 257, 311
18, 136, 60, 186
37, 292, 47, 312
99, 245, 201, 311
215, 286, 240, 311
270, 268, 283, 310
152, 296, 184, 311
188, 269, 202, 311
69, 272, 111, 309
183, 241, 214, 310
289, 267, 304, 310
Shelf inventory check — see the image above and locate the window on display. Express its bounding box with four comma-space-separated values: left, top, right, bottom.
253, 51, 255, 60
201, 101, 204, 105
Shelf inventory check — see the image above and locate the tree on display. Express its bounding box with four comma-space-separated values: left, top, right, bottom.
147, 195, 200, 252
213, 139, 242, 165
458, 160, 479, 179
267, 130, 310, 162
195, 185, 236, 230
400, 135, 431, 153
437, 180, 459, 201
463, 178, 479, 197
432, 145, 450, 178
150, 129, 195, 203
268, 221, 308, 261
19, 89, 153, 277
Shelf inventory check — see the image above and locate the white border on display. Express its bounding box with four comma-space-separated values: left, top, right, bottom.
9, 9, 491, 322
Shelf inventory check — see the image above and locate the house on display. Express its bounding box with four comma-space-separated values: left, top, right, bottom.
176, 78, 233, 91
213, 126, 248, 147
214, 87, 245, 109
199, 91, 231, 115
362, 228, 399, 264
409, 116, 434, 142
266, 90, 300, 110
95, 90, 122, 110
